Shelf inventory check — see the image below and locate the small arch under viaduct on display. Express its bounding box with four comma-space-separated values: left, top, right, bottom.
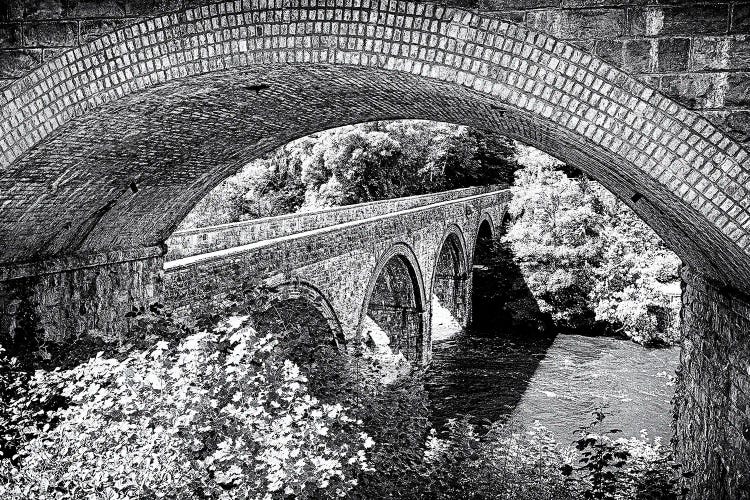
0, 1, 749, 497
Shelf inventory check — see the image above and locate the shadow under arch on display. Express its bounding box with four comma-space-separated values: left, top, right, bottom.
258, 280, 346, 349
472, 213, 497, 270
358, 242, 428, 364
429, 224, 470, 343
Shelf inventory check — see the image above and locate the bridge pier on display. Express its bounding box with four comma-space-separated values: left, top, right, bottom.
0, 248, 164, 349
676, 266, 750, 499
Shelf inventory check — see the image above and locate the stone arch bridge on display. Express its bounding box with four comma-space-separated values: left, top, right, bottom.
0, 0, 749, 497
165, 185, 506, 364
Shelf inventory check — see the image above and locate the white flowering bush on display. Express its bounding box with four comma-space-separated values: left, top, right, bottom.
0, 318, 370, 499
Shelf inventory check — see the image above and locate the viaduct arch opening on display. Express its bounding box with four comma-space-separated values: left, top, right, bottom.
363, 247, 426, 363
431, 229, 469, 341
1, 1, 749, 496
471, 216, 497, 329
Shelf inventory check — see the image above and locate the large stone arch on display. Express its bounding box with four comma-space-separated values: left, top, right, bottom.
359, 242, 428, 364
1, 1, 750, 294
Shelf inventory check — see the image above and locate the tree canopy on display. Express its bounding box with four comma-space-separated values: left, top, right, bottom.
179, 120, 518, 229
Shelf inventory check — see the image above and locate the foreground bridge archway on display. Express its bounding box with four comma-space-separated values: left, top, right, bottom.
0, 1, 750, 295
1, 1, 749, 497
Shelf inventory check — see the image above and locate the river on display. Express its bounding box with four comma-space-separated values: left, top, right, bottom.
426, 331, 679, 444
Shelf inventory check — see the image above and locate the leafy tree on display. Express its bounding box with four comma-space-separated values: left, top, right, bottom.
503, 158, 607, 331
503, 147, 681, 344
179, 120, 518, 229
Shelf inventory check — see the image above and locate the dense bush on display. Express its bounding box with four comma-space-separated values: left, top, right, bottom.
0, 317, 370, 499
1, 305, 685, 499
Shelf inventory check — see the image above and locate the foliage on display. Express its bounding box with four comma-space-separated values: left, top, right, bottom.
503, 158, 607, 330
179, 121, 518, 230
423, 418, 577, 499
568, 410, 688, 500
503, 148, 682, 344
0, 315, 370, 499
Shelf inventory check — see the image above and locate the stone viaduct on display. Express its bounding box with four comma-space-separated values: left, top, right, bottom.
0, 0, 749, 497
165, 185, 507, 364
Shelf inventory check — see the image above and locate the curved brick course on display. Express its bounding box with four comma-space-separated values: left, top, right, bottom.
1, 1, 750, 295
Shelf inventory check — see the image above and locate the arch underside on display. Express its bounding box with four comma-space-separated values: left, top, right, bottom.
367, 254, 423, 360
2, 64, 749, 291
433, 232, 468, 324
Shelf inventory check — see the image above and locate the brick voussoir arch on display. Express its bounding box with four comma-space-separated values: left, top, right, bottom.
1, 0, 749, 285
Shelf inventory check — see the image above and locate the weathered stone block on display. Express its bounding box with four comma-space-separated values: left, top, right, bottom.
23, 20, 77, 47
594, 38, 623, 67
657, 37, 690, 72
725, 72, 750, 107
125, 0, 181, 16
727, 36, 750, 71
0, 47, 40, 77
691, 37, 730, 71
660, 73, 724, 109
631, 6, 729, 37
558, 8, 626, 39
0, 22, 22, 48
0, 1, 24, 21
64, 0, 126, 18
623, 38, 653, 73
731, 3, 750, 34
20, 0, 64, 19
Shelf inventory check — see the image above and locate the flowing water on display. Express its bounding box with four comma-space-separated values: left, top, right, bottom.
426, 331, 679, 443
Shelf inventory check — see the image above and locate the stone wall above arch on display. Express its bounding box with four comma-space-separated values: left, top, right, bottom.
2, 0, 750, 294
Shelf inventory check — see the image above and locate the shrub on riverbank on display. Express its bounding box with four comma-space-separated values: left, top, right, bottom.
0, 316, 370, 499
503, 149, 681, 345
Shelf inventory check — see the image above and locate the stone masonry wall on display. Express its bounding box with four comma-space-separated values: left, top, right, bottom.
0, 249, 164, 345
676, 265, 750, 499
166, 185, 499, 260
4, 1, 750, 145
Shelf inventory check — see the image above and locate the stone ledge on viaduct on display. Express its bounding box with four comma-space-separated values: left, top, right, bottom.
166, 185, 498, 259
